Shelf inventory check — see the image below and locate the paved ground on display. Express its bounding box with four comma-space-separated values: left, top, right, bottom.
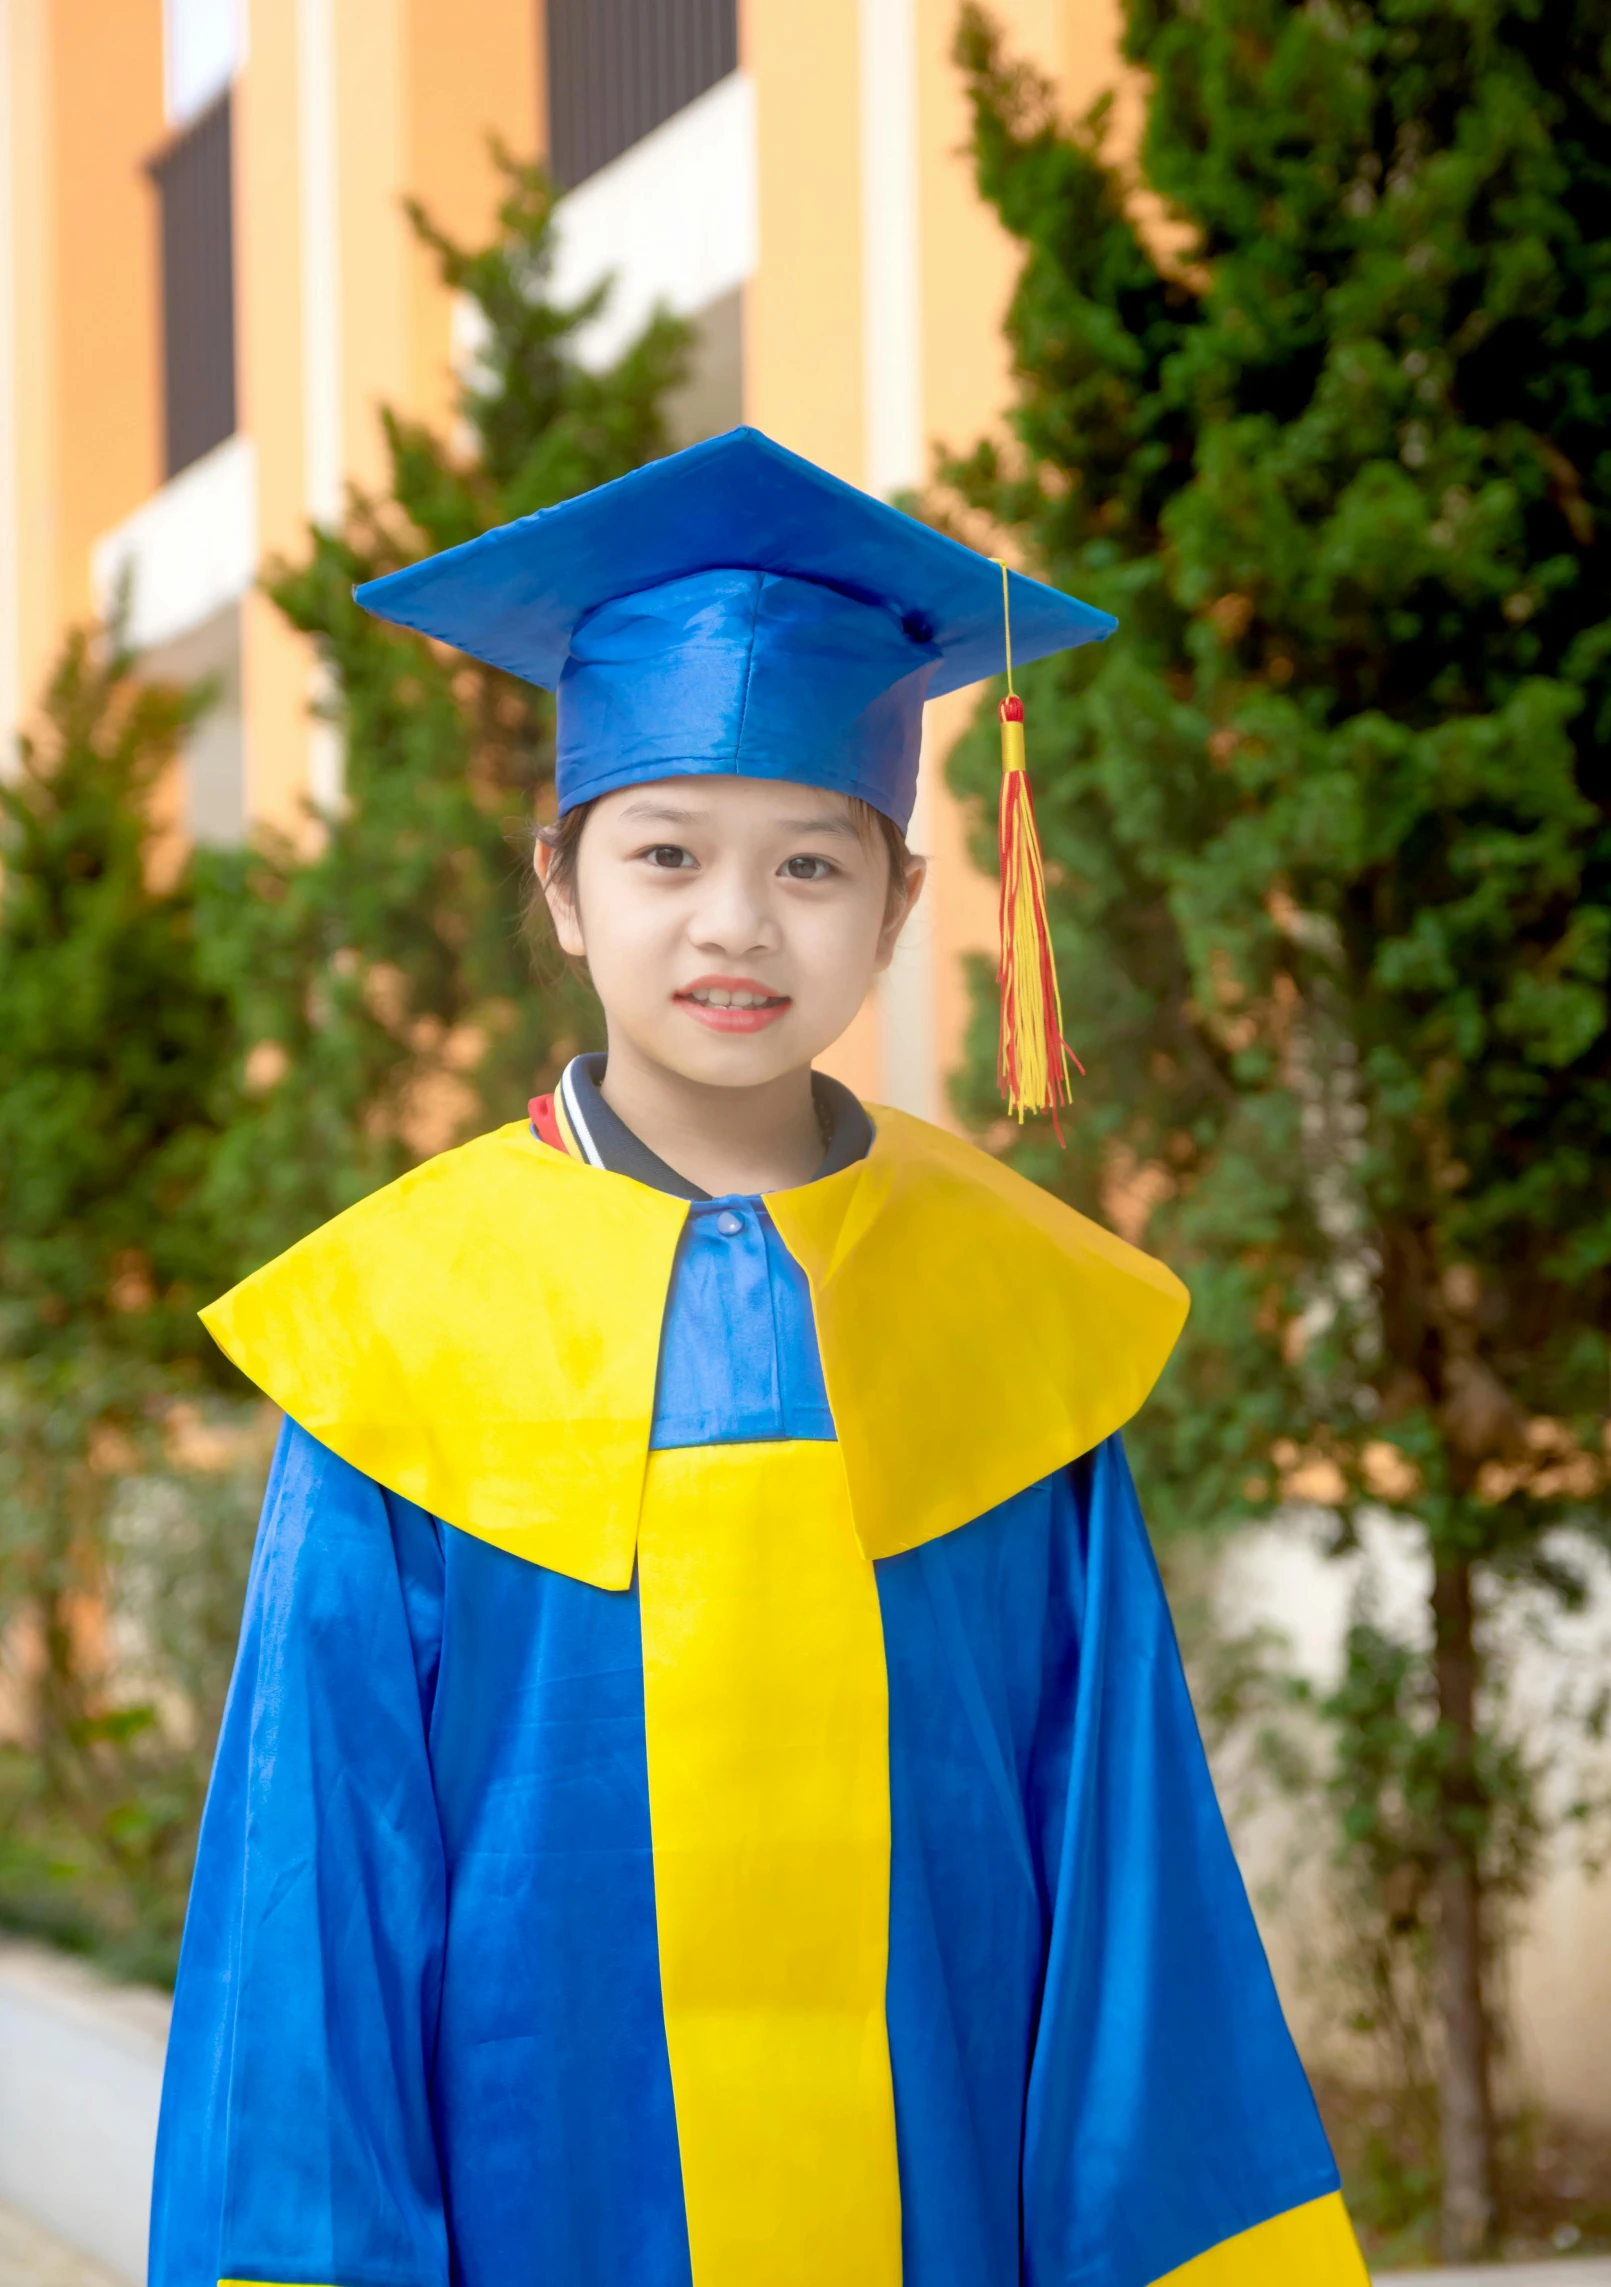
1377, 2268, 1611, 2284
0, 2207, 120, 2287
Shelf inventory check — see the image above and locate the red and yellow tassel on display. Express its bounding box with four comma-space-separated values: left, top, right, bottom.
995, 561, 1082, 1126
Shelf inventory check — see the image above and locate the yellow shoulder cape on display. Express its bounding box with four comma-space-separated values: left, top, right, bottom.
201, 1105, 1188, 1589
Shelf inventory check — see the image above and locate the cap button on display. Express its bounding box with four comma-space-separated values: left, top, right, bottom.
715, 1209, 745, 1237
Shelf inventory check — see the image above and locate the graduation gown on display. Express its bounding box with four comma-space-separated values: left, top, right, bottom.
150, 1095, 1366, 2287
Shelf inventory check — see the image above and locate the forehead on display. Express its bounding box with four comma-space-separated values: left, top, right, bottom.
597, 777, 864, 837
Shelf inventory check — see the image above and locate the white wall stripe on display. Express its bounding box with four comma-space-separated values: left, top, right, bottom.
296, 0, 345, 813
858, 0, 923, 503
296, 0, 341, 530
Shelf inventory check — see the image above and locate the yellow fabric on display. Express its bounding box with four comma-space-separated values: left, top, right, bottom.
766, 1106, 1189, 1559
201, 1124, 687, 1590
1152, 2192, 1369, 2286
637, 1439, 900, 2287
201, 1104, 1188, 1579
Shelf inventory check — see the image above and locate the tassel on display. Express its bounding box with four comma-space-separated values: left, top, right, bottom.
995, 561, 1082, 1127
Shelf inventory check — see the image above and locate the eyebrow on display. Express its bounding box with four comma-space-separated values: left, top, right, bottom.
616, 801, 706, 824
776, 813, 862, 839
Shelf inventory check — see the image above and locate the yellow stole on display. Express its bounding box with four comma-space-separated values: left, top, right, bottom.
202, 1107, 1189, 1581
203, 1107, 1190, 2286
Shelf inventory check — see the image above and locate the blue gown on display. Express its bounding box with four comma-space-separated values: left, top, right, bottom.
150, 1127, 1342, 2287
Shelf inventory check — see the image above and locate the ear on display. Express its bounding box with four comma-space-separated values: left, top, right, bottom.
871, 853, 927, 975
534, 838, 588, 958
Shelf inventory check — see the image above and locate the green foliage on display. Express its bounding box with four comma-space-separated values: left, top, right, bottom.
0, 1389, 267, 1984
947, 0, 1611, 2236
947, 0, 1611, 1546
197, 151, 691, 1275
0, 624, 229, 1365
1321, 1612, 1541, 2080
0, 622, 259, 1976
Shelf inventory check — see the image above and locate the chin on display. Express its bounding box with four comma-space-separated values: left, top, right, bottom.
653, 1028, 809, 1089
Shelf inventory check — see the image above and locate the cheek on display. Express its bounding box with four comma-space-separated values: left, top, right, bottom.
572, 870, 685, 1000
784, 887, 889, 995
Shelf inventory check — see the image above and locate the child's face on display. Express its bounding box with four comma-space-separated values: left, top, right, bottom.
539, 776, 924, 1090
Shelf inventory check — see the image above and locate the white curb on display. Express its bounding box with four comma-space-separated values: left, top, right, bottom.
0, 1946, 169, 2285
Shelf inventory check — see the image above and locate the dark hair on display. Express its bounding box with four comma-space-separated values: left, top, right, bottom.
534, 792, 914, 923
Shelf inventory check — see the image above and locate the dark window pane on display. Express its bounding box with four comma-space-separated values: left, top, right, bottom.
149, 94, 236, 480
546, 0, 737, 189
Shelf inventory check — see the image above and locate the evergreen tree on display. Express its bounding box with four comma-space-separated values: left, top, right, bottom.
198, 153, 690, 1273
947, 3, 1611, 2256
0, 624, 227, 1367
0, 620, 245, 1966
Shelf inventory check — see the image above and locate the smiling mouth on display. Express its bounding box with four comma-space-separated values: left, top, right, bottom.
675, 977, 793, 1032
681, 987, 785, 1009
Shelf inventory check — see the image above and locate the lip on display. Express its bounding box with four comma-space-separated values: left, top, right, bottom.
673, 972, 793, 1034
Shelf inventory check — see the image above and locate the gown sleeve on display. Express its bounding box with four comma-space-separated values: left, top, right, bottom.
1022, 1436, 1366, 2287
148, 1419, 450, 2287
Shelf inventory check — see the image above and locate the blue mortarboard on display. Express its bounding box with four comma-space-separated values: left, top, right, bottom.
354, 427, 1113, 832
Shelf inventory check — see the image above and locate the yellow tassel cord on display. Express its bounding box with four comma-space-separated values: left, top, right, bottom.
995, 561, 1081, 1124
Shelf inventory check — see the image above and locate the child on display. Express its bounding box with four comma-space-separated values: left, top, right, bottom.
150, 430, 1365, 2287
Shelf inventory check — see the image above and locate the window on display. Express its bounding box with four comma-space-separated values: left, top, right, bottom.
163, 0, 243, 127
149, 94, 236, 480
545, 0, 737, 188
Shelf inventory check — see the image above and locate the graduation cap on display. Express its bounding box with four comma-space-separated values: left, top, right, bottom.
355, 426, 1114, 1125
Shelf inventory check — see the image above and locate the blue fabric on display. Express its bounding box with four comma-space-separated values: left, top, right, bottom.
150, 1426, 452, 2287
353, 428, 1116, 830
153, 1197, 1339, 2287
651, 1196, 834, 1447
880, 1442, 1340, 2287
150, 1427, 693, 2287
557, 566, 937, 823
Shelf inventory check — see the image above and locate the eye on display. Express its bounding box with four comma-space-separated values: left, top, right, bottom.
780, 853, 837, 882
640, 844, 697, 870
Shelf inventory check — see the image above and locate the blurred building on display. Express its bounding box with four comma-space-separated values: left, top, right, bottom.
0, 0, 1127, 1119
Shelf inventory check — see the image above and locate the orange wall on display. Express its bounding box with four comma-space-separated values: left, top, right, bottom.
333, 0, 411, 505
7, 0, 164, 714
50, 0, 165, 624
8, 0, 59, 725
744, 0, 865, 486
406, 0, 542, 435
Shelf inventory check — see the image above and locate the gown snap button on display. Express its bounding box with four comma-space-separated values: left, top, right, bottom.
715, 1210, 744, 1237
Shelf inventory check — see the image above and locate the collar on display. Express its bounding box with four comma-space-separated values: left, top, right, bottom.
201, 1110, 1188, 1589
553, 1054, 873, 1201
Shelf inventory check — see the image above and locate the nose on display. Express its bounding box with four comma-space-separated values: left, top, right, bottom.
687, 857, 777, 957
